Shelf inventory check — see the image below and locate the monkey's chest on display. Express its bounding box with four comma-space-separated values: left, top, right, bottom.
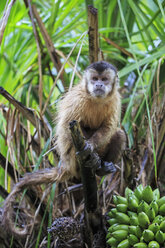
80, 103, 108, 130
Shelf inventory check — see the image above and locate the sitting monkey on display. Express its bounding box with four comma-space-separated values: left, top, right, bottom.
1, 61, 126, 240
55, 61, 126, 180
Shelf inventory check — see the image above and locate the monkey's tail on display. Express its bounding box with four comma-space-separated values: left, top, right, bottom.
2, 167, 68, 239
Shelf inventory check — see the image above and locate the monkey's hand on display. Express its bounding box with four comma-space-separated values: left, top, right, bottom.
96, 161, 117, 176
75, 141, 95, 162
76, 141, 117, 176
75, 141, 101, 175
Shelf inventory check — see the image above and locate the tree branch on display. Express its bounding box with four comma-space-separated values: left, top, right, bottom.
0, 0, 16, 45
23, 0, 66, 86
0, 87, 50, 140
87, 5, 100, 63
69, 120, 116, 247
0, 151, 48, 215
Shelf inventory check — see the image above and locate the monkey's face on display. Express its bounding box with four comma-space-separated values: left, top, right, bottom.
84, 68, 118, 99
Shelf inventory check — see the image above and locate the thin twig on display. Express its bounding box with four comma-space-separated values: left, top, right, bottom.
0, 87, 50, 140
69, 32, 87, 90
42, 31, 88, 115
27, 0, 43, 113
24, 0, 65, 85
24, 186, 51, 248
102, 35, 134, 58
0, 0, 16, 45
56, 49, 82, 80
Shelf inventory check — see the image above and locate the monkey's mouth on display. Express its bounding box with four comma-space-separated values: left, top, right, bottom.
93, 89, 105, 97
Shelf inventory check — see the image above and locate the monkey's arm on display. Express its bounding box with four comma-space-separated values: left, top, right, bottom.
88, 119, 117, 152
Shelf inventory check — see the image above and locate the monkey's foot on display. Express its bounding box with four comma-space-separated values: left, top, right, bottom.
96, 161, 117, 176
76, 142, 117, 176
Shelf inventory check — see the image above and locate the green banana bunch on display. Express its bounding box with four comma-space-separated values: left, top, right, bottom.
107, 185, 165, 248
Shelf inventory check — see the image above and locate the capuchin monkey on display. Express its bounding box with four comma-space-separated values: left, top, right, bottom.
1, 61, 126, 239
55, 61, 126, 180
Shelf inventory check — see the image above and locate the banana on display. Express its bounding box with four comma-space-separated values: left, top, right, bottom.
134, 184, 143, 200
127, 211, 137, 217
116, 196, 128, 205
108, 208, 117, 217
128, 225, 142, 238
108, 223, 118, 232
117, 204, 128, 213
153, 188, 160, 201
128, 226, 137, 235
116, 212, 130, 225
109, 224, 129, 232
111, 230, 128, 241
153, 215, 164, 224
146, 207, 156, 221
157, 196, 165, 207
148, 241, 160, 248
138, 212, 150, 228
107, 237, 119, 246
142, 186, 153, 204
125, 187, 134, 199
155, 230, 165, 244
111, 208, 118, 215
140, 236, 145, 242
130, 216, 139, 226
137, 200, 149, 214
160, 220, 165, 232
108, 218, 118, 226
113, 195, 118, 205
106, 232, 111, 239
129, 193, 139, 203
128, 196, 139, 211
127, 234, 139, 245
148, 223, 160, 234
133, 242, 147, 248
159, 203, 165, 216
136, 226, 142, 238
108, 211, 113, 218
107, 185, 165, 248
150, 200, 158, 215
142, 229, 154, 242
117, 239, 130, 248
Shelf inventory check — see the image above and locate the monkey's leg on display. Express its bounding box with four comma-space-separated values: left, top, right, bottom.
58, 147, 81, 181
104, 129, 126, 163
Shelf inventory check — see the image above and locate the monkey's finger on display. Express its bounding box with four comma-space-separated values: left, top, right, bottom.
75, 142, 93, 160
96, 161, 117, 176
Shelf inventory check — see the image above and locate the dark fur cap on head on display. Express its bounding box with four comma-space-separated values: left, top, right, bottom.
85, 61, 117, 74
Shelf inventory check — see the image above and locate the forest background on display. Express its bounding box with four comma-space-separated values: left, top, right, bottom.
0, 0, 164, 247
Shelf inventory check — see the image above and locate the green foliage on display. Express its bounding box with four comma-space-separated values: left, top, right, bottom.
0, 0, 164, 183
0, 0, 164, 245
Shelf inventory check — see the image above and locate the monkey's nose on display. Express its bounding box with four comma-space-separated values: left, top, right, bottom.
95, 83, 104, 89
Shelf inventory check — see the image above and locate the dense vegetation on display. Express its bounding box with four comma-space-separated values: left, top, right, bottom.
0, 0, 164, 247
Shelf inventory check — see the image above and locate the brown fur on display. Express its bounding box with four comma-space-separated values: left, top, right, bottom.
55, 63, 125, 180
1, 63, 126, 239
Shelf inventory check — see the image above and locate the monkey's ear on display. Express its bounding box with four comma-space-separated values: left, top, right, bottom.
115, 73, 120, 88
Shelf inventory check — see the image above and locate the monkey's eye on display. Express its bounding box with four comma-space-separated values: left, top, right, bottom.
92, 77, 98, 81
102, 77, 108, 81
